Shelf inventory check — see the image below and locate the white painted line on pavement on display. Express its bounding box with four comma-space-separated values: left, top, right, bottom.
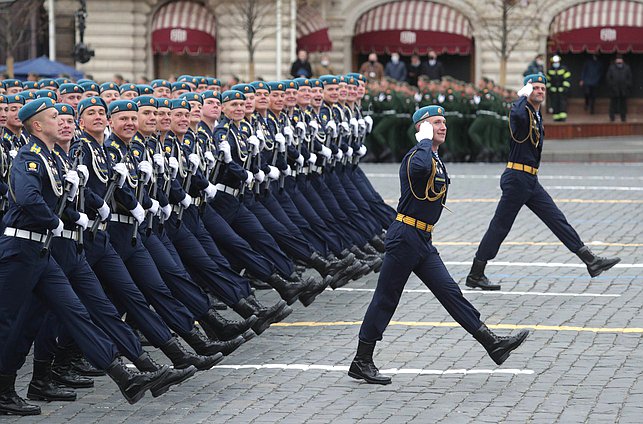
211, 363, 534, 376
365, 173, 643, 181
331, 287, 620, 298
545, 185, 643, 191
443, 261, 643, 269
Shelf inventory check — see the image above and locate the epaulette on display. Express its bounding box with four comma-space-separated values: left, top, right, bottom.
110, 140, 120, 149
29, 143, 41, 154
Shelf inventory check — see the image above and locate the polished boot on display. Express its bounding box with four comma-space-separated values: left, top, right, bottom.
51, 348, 94, 388
199, 308, 257, 341
329, 261, 368, 289
160, 337, 223, 371
576, 246, 621, 278
70, 351, 105, 376
347, 340, 391, 385
233, 295, 292, 335
0, 374, 41, 416
107, 356, 170, 404
370, 235, 386, 253
299, 275, 331, 307
267, 273, 308, 305
465, 258, 501, 290
133, 352, 197, 397
181, 326, 244, 356
307, 252, 355, 277
473, 323, 529, 365
349, 260, 377, 282
361, 243, 381, 257
27, 359, 76, 402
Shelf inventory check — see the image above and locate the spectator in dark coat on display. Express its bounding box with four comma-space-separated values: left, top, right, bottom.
425, 49, 444, 81
606, 55, 632, 122
406, 54, 427, 86
523, 54, 545, 77
580, 55, 603, 114
290, 49, 313, 78
384, 53, 407, 82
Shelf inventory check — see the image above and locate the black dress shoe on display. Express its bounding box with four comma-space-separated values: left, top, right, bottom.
347, 340, 391, 385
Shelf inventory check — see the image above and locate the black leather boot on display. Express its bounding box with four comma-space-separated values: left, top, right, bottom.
51, 348, 94, 388
299, 275, 331, 307
198, 308, 258, 341
328, 260, 368, 289
233, 295, 292, 335
370, 235, 386, 253
133, 352, 197, 397
307, 252, 355, 277
0, 374, 41, 416
27, 359, 76, 402
160, 337, 223, 371
576, 246, 621, 277
465, 258, 501, 290
181, 326, 245, 356
267, 273, 308, 305
473, 323, 529, 365
349, 260, 376, 282
67, 345, 105, 377
106, 356, 170, 404
361, 243, 381, 257
347, 340, 391, 385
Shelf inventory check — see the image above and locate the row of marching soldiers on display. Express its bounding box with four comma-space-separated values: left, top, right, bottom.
0, 72, 393, 415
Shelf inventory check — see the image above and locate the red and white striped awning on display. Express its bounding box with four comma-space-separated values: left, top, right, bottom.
152, 1, 216, 55
353, 1, 473, 55
297, 5, 332, 52
549, 0, 643, 53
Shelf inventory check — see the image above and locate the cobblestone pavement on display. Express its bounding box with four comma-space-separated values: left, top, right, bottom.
5, 162, 643, 424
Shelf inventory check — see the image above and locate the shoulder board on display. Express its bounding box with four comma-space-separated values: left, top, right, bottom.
110, 140, 120, 149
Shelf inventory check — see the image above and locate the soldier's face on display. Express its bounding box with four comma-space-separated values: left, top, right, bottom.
6, 87, 22, 95
154, 87, 171, 99
323, 85, 339, 103
297, 87, 311, 106
37, 109, 60, 143
0, 104, 8, 126
311, 87, 323, 107
284, 89, 297, 107
82, 91, 99, 99
357, 83, 365, 98
120, 91, 137, 100
61, 93, 82, 110
7, 104, 21, 128
172, 89, 188, 99
529, 83, 546, 105
347, 85, 358, 102
254, 90, 269, 111
196, 84, 208, 93
101, 90, 119, 105
57, 115, 76, 143
110, 111, 138, 141
430, 116, 447, 144
188, 101, 202, 124
203, 98, 222, 120
79, 106, 107, 134
157, 108, 171, 132
243, 94, 255, 114
223, 100, 245, 122
269, 91, 285, 111
138, 106, 158, 134
338, 83, 348, 101
170, 109, 190, 135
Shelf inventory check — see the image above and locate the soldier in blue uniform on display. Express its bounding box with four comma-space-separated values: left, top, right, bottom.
466, 74, 621, 291
349, 105, 529, 385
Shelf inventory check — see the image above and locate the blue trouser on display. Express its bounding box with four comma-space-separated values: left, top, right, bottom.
351, 165, 396, 229
84, 229, 173, 347
476, 169, 584, 261
0, 237, 117, 372
338, 166, 385, 234
359, 222, 482, 343
108, 221, 195, 337
212, 191, 294, 277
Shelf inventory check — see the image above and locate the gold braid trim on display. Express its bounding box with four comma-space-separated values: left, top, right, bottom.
508, 106, 540, 148
406, 151, 446, 202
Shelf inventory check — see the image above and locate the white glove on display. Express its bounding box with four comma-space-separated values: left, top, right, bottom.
153, 153, 165, 173
267, 165, 279, 180
138, 161, 153, 184
415, 121, 434, 143
295, 155, 305, 167
340, 121, 350, 136
168, 157, 179, 179
296, 121, 306, 135
130, 203, 145, 224
320, 145, 332, 159
254, 170, 265, 183
160, 204, 171, 221
349, 118, 359, 136
97, 201, 110, 221
64, 170, 79, 200
77, 165, 89, 184
326, 121, 337, 138
275, 133, 286, 152
357, 145, 367, 158
283, 126, 293, 142
9, 149, 17, 159
255, 127, 265, 141
309, 120, 319, 135
204, 151, 216, 169
180, 194, 192, 208
335, 149, 344, 160
204, 183, 217, 200
219, 140, 232, 163
346, 146, 354, 157
75, 212, 89, 230
358, 119, 366, 133
245, 170, 253, 185
437, 94, 446, 103
473, 95, 481, 105
52, 219, 64, 237
414, 93, 422, 102
188, 153, 200, 171
307, 153, 317, 164
148, 198, 159, 215
517, 82, 534, 98
364, 116, 373, 132
113, 163, 129, 188
282, 165, 291, 176
247, 135, 260, 154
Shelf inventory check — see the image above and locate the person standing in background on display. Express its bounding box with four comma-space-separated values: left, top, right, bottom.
290, 49, 313, 79
606, 54, 632, 122
359, 53, 385, 82
580, 55, 603, 115
425, 49, 444, 81
384, 53, 407, 82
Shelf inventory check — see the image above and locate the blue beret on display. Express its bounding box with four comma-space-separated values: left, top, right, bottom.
22, 81, 39, 90
267, 81, 285, 92
221, 90, 245, 103
0, 95, 7, 103
171, 82, 191, 92
413, 105, 445, 124
6, 94, 25, 105
309, 79, 324, 88
231, 83, 255, 94
38, 78, 58, 89
179, 92, 203, 104
19, 91, 36, 102
157, 98, 172, 109
59, 83, 84, 95
346, 73, 366, 83
133, 96, 158, 108
35, 89, 58, 101
201, 90, 222, 101
345, 75, 360, 86
170, 99, 191, 111
206, 78, 221, 87
2, 79, 22, 89
108, 100, 138, 115
523, 73, 548, 86
177, 75, 194, 84
76, 79, 93, 85
80, 82, 99, 93
293, 78, 313, 88
78, 96, 107, 116
194, 76, 208, 85
151, 79, 171, 89
319, 75, 339, 86
18, 97, 55, 122
119, 83, 139, 94
283, 80, 299, 90
100, 82, 119, 93
136, 84, 154, 95
54, 78, 71, 86
250, 81, 270, 92
55, 103, 76, 118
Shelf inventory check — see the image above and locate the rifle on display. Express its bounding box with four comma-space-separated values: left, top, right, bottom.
199, 127, 228, 215
176, 140, 196, 227
144, 137, 159, 237
76, 149, 86, 253
89, 152, 126, 240
41, 149, 82, 256
157, 140, 174, 234
239, 141, 255, 200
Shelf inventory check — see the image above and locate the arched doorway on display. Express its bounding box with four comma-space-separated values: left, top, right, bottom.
352, 1, 474, 82
151, 0, 217, 78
